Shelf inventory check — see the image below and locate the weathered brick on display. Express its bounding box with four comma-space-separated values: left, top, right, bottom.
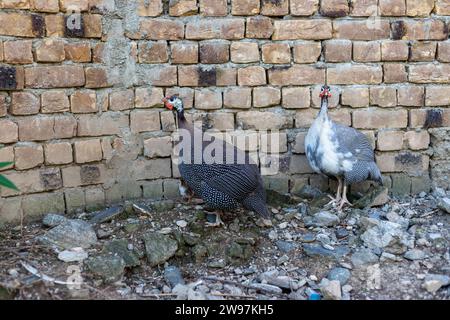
217, 67, 237, 86
139, 19, 184, 40
269, 65, 325, 86
334, 20, 391, 40
245, 16, 273, 39
15, 144, 44, 170
238, 66, 266, 86
165, 87, 194, 109
293, 42, 322, 63
350, 0, 378, 16
137, 0, 163, 16
291, 0, 319, 16
139, 41, 169, 63
237, 111, 292, 130
200, 0, 227, 16
260, 132, 287, 153
11, 92, 40, 115
404, 131, 430, 150
133, 158, 172, 180
435, 0, 450, 15
144, 136, 172, 158
169, 0, 198, 16
135, 87, 163, 108
171, 41, 198, 64
25, 66, 85, 88
74, 139, 102, 163
311, 86, 340, 108
199, 41, 229, 64
186, 19, 245, 40
377, 130, 404, 151
324, 40, 352, 62
406, 0, 434, 17
0, 12, 39, 37
54, 115, 77, 139
207, 112, 235, 130
290, 155, 314, 174
261, 0, 289, 16
31, 0, 59, 12
231, 42, 259, 63
379, 0, 406, 16
109, 89, 134, 111
1, 169, 43, 197
77, 113, 129, 136
0, 95, 6, 117
292, 132, 307, 153
85, 187, 105, 211
383, 63, 408, 83
273, 20, 332, 40
92, 43, 105, 63
130, 110, 160, 133
45, 14, 64, 37
3, 40, 33, 64
425, 86, 450, 106
381, 40, 409, 61
0, 146, 14, 171
85, 67, 110, 88
376, 152, 429, 173
437, 41, 450, 63
409, 64, 450, 83
60, 0, 88, 11
70, 90, 97, 113
44, 142, 73, 165
195, 89, 222, 110
161, 110, 176, 131
83, 14, 102, 38
320, 0, 349, 17
370, 86, 397, 107
253, 87, 281, 108
36, 39, 65, 62
397, 86, 424, 106
341, 87, 369, 108
262, 43, 290, 64
224, 87, 251, 109
328, 65, 383, 85
410, 108, 450, 128
353, 109, 408, 128
232, 0, 260, 15
353, 41, 381, 62
1, 0, 30, 9
410, 42, 436, 61
282, 87, 310, 109
401, 20, 448, 40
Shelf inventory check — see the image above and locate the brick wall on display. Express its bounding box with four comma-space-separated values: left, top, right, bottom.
1, 0, 450, 222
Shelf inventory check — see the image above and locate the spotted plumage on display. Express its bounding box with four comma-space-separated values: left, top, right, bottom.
305, 86, 382, 210
163, 95, 271, 224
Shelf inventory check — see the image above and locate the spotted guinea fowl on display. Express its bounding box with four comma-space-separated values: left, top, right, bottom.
305, 86, 383, 210
162, 95, 271, 226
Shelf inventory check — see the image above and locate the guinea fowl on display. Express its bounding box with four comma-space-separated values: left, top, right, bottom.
162, 95, 271, 226
305, 86, 383, 210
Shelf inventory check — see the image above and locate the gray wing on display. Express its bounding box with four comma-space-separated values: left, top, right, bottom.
332, 122, 374, 162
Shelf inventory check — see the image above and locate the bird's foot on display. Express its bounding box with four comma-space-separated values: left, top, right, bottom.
337, 198, 353, 211
325, 194, 341, 207
205, 213, 225, 228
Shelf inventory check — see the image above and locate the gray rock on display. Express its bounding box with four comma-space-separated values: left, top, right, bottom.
275, 240, 297, 253
353, 186, 389, 209
438, 198, 450, 214
249, 283, 283, 294
299, 233, 316, 243
58, 248, 88, 262
187, 288, 206, 300
335, 228, 349, 239
360, 221, 413, 255
85, 254, 126, 283
103, 239, 140, 267
42, 214, 68, 227
172, 284, 189, 300
295, 185, 323, 200
309, 211, 340, 227
142, 232, 178, 266
404, 249, 427, 261
152, 200, 175, 212
39, 219, 97, 249
351, 248, 379, 268
89, 206, 124, 225
320, 279, 342, 300
424, 274, 450, 294
303, 244, 350, 260
164, 266, 185, 287
327, 267, 351, 285
266, 276, 295, 290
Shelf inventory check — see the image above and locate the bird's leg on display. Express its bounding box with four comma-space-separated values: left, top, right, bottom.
326, 178, 343, 207
338, 184, 353, 211
205, 211, 225, 227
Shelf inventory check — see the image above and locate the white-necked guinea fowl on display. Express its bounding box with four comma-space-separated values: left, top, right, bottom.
305, 86, 383, 210
162, 95, 271, 227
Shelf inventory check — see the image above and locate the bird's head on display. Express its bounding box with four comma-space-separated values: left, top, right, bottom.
162, 94, 184, 113
319, 85, 332, 99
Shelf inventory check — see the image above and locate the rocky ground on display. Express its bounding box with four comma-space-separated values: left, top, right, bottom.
1, 186, 449, 300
